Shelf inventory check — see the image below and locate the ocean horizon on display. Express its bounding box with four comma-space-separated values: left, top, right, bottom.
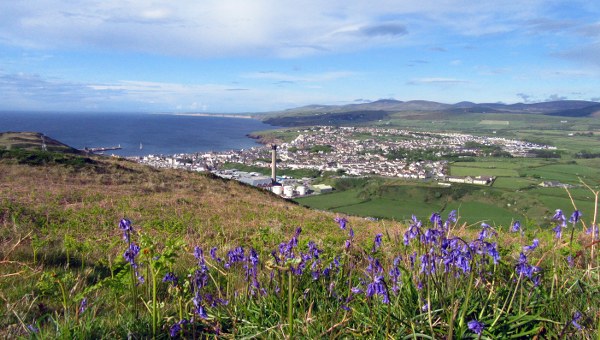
0, 112, 275, 156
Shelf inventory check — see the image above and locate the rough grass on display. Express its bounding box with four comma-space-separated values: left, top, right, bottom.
1, 152, 599, 338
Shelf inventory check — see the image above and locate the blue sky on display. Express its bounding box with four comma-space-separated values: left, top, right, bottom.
1, 1, 599, 113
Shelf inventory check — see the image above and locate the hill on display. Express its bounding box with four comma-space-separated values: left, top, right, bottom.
1, 135, 598, 338
0, 131, 84, 154
260, 99, 600, 126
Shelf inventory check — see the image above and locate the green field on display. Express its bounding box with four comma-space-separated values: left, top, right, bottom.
258, 110, 600, 229
297, 181, 528, 227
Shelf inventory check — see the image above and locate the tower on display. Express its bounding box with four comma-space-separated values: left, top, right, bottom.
271, 144, 277, 182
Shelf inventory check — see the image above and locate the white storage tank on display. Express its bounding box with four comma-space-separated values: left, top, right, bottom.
272, 185, 283, 195
296, 185, 307, 196
283, 185, 294, 198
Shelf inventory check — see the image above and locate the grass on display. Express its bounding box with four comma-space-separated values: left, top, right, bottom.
297, 182, 524, 226
1, 149, 599, 338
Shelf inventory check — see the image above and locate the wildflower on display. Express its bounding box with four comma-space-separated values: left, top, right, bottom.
365, 257, 389, 303
372, 233, 383, 253
569, 210, 582, 224
209, 247, 221, 262
468, 319, 485, 335
553, 209, 567, 227
515, 252, 540, 281
124, 243, 140, 267
27, 324, 39, 333
170, 319, 188, 337
572, 311, 583, 331
567, 255, 574, 267
421, 302, 429, 312
409, 252, 417, 269
422, 228, 443, 245
403, 217, 422, 245
446, 209, 457, 226
523, 239, 539, 252
478, 223, 496, 241
430, 212, 442, 228
553, 224, 563, 239
79, 297, 87, 314
119, 218, 133, 242
163, 272, 178, 286
194, 302, 209, 319
389, 256, 402, 293
511, 221, 521, 233
335, 217, 348, 230
586, 224, 599, 238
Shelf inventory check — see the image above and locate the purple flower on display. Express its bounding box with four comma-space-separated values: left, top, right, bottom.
193, 246, 204, 261
447, 210, 457, 223
515, 252, 540, 281
404, 218, 421, 246
351, 286, 362, 294
335, 217, 348, 230
209, 247, 221, 262
430, 212, 442, 228
163, 272, 178, 285
124, 243, 140, 266
170, 319, 188, 337
372, 233, 383, 252
478, 223, 496, 241
553, 209, 567, 227
523, 239, 539, 252
79, 297, 87, 314
553, 224, 563, 239
195, 303, 209, 319
586, 224, 599, 238
468, 319, 485, 335
566, 255, 574, 267
119, 218, 133, 242
27, 324, 39, 333
572, 311, 583, 331
119, 218, 132, 231
511, 221, 521, 233
569, 210, 582, 224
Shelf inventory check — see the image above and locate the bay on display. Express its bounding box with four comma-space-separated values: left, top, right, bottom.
0, 112, 274, 156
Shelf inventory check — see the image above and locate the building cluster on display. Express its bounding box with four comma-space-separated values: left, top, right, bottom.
133, 126, 553, 192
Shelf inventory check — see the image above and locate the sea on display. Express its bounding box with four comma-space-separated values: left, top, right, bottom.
0, 112, 275, 157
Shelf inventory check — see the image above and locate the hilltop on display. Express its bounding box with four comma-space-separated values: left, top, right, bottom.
0, 131, 84, 154
0, 134, 390, 252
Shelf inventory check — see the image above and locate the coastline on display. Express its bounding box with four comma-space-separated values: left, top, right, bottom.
172, 113, 256, 119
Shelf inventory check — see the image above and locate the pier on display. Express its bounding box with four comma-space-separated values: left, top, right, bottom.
83, 145, 122, 153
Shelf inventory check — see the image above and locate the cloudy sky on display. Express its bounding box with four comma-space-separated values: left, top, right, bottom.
1, 1, 599, 113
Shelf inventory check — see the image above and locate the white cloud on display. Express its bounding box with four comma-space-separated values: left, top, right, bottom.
0, 0, 563, 58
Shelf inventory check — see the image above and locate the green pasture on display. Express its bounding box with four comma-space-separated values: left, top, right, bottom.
297, 183, 525, 226
450, 165, 519, 177
519, 162, 600, 184
297, 189, 365, 210
492, 177, 538, 190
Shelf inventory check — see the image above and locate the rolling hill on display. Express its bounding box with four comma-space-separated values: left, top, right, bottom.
259, 99, 600, 126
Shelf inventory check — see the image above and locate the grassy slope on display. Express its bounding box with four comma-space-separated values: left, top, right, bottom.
1, 150, 598, 338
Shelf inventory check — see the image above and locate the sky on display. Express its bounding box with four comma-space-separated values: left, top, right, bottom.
0, 1, 599, 113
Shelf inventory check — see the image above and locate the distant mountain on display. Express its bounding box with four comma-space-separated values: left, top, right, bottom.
260, 99, 600, 126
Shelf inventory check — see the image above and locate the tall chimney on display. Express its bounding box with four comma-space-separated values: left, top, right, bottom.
271, 144, 277, 182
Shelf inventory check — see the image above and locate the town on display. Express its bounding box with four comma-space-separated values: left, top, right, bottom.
133, 126, 556, 196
